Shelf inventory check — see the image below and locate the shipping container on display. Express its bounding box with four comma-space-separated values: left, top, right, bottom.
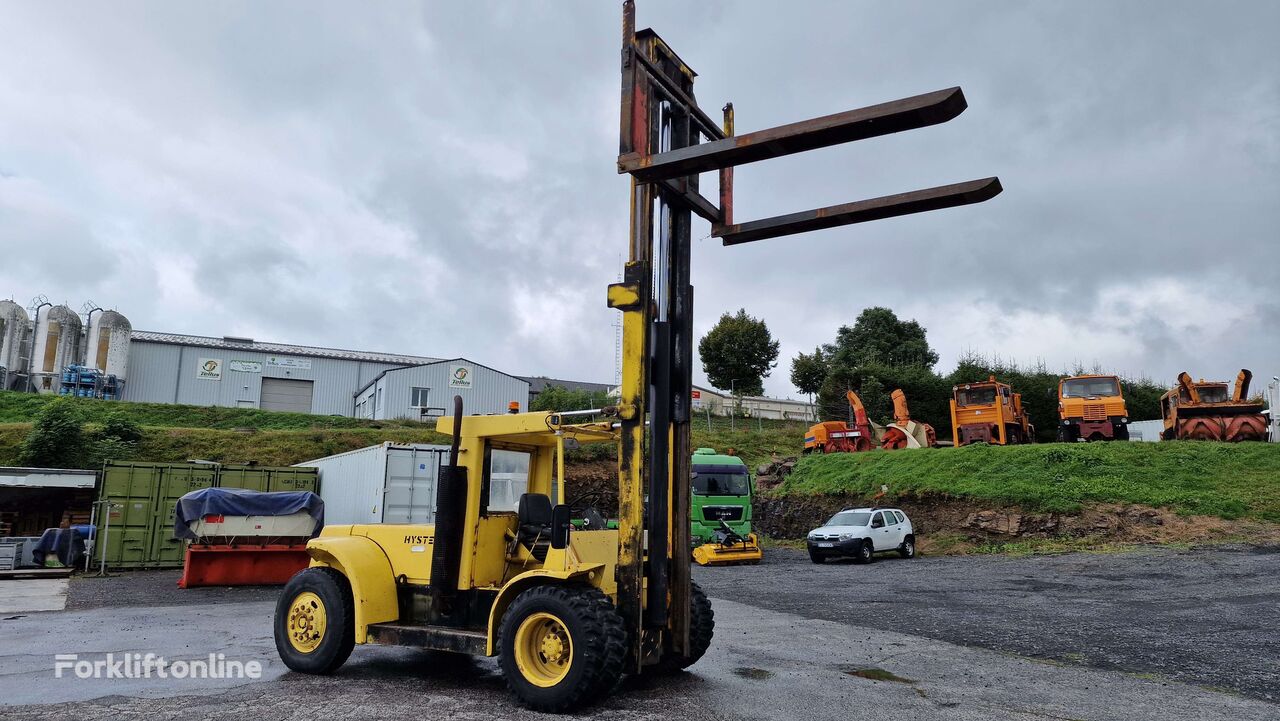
97, 461, 318, 569
298, 443, 532, 526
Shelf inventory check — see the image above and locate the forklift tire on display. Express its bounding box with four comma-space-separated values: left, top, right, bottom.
855, 539, 875, 564
652, 582, 716, 674
499, 584, 627, 713
274, 567, 355, 675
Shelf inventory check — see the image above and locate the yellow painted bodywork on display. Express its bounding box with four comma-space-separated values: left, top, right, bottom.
950, 377, 1033, 446
306, 411, 622, 655
1058, 374, 1127, 423
305, 532, 400, 644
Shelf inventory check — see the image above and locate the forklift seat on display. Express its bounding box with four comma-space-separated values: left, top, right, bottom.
517, 493, 553, 544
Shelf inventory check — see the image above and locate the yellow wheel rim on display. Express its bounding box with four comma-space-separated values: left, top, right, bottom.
513, 611, 573, 687
286, 591, 328, 654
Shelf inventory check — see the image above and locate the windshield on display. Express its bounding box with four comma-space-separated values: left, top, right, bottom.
1196, 385, 1229, 403
692, 471, 750, 496
1061, 378, 1120, 398
825, 511, 871, 527
956, 386, 997, 406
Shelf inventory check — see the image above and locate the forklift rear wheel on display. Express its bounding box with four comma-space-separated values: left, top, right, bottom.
652, 582, 715, 673
500, 585, 626, 713
274, 567, 355, 675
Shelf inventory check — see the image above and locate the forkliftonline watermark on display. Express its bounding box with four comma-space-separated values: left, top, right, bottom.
54, 653, 263, 680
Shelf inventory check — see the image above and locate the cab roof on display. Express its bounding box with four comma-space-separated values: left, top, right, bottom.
691, 448, 746, 467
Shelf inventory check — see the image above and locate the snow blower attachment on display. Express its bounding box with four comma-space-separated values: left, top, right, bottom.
880, 389, 938, 449
1161, 370, 1267, 442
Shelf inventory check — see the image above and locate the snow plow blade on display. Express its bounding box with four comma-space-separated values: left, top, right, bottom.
692, 533, 764, 566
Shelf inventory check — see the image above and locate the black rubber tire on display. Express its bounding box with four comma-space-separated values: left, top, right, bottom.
274, 567, 355, 675
855, 539, 875, 564
499, 584, 627, 713
899, 535, 916, 559
809, 552, 825, 564
652, 581, 716, 674
1114, 424, 1130, 441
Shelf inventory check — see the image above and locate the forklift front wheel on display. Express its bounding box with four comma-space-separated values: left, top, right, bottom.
499, 585, 627, 712
274, 567, 355, 675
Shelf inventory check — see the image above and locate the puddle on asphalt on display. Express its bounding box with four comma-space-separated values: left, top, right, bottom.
732, 666, 774, 680
842, 666, 915, 684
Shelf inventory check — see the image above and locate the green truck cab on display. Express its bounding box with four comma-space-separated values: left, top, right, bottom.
690, 448, 753, 543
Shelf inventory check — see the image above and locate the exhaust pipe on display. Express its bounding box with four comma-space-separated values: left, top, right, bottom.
430, 396, 467, 612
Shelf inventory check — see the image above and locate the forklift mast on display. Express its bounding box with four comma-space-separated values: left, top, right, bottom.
610, 0, 1001, 670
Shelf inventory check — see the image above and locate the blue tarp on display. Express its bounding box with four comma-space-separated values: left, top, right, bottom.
173, 487, 324, 541
33, 528, 87, 567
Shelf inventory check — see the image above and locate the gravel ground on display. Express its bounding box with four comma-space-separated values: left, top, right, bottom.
694, 543, 1280, 702
66, 569, 276, 611
61, 544, 1280, 703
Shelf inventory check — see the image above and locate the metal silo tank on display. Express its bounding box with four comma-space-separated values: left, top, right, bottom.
85, 309, 132, 378
30, 304, 82, 393
0, 300, 30, 388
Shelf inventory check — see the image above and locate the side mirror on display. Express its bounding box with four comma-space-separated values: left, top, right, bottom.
550, 504, 572, 549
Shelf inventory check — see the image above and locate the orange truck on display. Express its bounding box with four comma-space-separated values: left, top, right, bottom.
1056, 374, 1129, 441
1159, 370, 1267, 442
949, 375, 1034, 445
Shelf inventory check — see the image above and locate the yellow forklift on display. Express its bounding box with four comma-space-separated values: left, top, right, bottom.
272, 1, 1000, 711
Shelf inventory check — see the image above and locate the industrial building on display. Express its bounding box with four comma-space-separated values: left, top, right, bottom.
0, 298, 533, 418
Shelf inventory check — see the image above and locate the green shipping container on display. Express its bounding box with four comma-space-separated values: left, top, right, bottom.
98, 461, 318, 569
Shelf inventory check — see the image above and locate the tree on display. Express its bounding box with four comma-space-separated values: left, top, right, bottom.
18, 397, 87, 468
530, 385, 599, 413
824, 307, 939, 371
697, 309, 780, 397
789, 347, 828, 400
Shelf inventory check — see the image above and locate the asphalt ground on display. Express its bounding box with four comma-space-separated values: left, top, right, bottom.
694, 543, 1280, 702
1, 545, 1275, 719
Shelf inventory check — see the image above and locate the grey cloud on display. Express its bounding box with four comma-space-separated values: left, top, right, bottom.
0, 1, 1275, 398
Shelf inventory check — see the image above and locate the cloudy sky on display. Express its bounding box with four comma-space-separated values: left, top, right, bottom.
1, 1, 1276, 398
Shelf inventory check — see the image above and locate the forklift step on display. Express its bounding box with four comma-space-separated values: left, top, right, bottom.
365, 622, 488, 655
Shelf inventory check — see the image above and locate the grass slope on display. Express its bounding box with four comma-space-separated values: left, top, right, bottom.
0, 390, 425, 430
777, 442, 1280, 521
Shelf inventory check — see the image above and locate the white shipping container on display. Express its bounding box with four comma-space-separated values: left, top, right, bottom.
297, 443, 532, 525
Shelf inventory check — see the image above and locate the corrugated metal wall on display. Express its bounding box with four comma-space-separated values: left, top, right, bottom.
299, 443, 452, 525
123, 341, 405, 416
372, 362, 530, 420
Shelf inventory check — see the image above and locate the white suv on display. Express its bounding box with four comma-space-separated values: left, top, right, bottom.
806, 507, 916, 564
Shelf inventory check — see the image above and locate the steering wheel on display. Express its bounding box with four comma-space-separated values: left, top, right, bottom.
567, 491, 608, 531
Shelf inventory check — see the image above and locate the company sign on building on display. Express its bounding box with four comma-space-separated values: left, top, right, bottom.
196, 358, 223, 380
449, 364, 473, 389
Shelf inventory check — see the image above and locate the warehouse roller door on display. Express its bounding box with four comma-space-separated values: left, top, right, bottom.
261, 377, 314, 413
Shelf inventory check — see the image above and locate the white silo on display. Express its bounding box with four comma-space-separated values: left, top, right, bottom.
30, 304, 82, 393
85, 309, 131, 379
0, 299, 29, 388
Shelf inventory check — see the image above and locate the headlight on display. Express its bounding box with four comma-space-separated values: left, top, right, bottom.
1120, 417, 1128, 424
838, 532, 857, 541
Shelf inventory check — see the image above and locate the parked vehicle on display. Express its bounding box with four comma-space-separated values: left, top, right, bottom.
950, 375, 1034, 445
1056, 374, 1129, 441
1160, 370, 1267, 442
806, 507, 916, 563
